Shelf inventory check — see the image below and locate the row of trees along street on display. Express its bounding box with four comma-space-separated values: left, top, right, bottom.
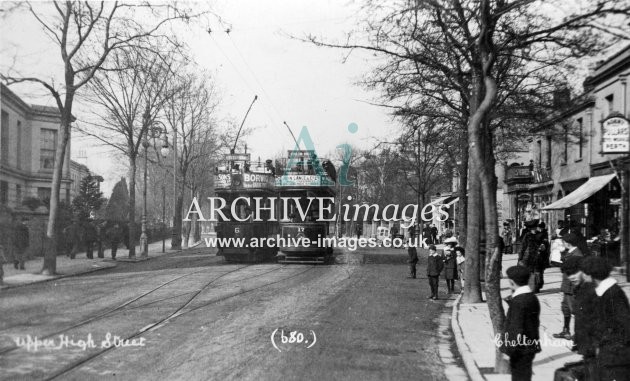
308, 0, 630, 373
0, 2, 244, 272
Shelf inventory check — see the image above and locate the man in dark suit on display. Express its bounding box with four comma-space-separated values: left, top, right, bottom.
563, 256, 598, 380
500, 266, 541, 381
426, 245, 443, 300
553, 232, 584, 340
582, 256, 630, 381
407, 245, 418, 279
518, 220, 544, 293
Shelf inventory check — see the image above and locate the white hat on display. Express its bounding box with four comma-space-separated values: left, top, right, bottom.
444, 237, 458, 244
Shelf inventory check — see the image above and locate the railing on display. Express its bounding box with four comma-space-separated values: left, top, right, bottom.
532, 166, 552, 183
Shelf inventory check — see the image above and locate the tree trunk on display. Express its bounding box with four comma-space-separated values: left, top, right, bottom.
128, 158, 137, 258
481, 119, 509, 373
42, 111, 71, 275
457, 132, 469, 244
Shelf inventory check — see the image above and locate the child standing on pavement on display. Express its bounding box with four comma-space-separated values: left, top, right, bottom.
500, 266, 541, 381
427, 245, 444, 300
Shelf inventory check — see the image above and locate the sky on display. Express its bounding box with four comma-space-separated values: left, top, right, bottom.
0, 0, 395, 196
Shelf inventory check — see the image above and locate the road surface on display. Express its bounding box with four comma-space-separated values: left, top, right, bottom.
0, 247, 463, 380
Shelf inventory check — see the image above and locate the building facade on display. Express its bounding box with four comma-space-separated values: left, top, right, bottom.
504, 44, 630, 266
0, 83, 72, 209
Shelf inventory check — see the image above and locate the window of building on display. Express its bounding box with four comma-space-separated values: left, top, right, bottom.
562, 124, 568, 164
40, 129, 57, 170
605, 94, 614, 114
577, 118, 583, 159
16, 120, 22, 169
0, 181, 7, 205
537, 140, 542, 165
546, 135, 552, 169
38, 187, 51, 205
1, 110, 8, 164
16, 184, 22, 204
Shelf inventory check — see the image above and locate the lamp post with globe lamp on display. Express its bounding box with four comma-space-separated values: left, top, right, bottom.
140, 120, 169, 258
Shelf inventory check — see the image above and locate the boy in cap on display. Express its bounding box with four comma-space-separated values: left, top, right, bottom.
501, 265, 541, 381
553, 232, 584, 340
581, 256, 630, 380
426, 245, 443, 300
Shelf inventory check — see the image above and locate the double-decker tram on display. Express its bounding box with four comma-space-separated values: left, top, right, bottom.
274, 150, 337, 264
214, 153, 278, 262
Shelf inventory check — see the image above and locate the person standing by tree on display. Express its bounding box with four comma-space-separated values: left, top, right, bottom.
443, 247, 457, 293
12, 216, 29, 270
500, 266, 541, 381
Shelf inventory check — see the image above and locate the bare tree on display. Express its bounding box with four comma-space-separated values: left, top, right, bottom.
1, 1, 205, 274
82, 47, 180, 258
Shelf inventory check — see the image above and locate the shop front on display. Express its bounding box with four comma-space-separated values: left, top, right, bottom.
542, 173, 621, 265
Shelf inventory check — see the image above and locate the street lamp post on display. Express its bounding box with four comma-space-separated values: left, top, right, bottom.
140, 122, 169, 258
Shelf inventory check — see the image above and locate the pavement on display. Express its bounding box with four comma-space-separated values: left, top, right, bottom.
453, 253, 630, 381
0, 239, 196, 289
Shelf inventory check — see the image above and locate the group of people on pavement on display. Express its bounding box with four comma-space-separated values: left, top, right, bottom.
0, 204, 128, 286
0, 206, 30, 286
407, 236, 465, 300
500, 218, 630, 381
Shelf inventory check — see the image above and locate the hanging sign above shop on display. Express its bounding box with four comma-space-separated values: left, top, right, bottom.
601, 113, 630, 154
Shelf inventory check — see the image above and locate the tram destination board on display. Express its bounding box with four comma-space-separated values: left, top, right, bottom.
275, 174, 335, 187
223, 153, 251, 162
215, 173, 275, 189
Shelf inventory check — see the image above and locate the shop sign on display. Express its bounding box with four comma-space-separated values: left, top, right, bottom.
601, 115, 630, 154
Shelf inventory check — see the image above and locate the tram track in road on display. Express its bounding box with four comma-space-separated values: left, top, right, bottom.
43, 264, 317, 381
0, 264, 284, 357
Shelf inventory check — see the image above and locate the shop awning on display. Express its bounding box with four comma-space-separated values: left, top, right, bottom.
541, 174, 616, 210
444, 197, 459, 206
428, 196, 449, 205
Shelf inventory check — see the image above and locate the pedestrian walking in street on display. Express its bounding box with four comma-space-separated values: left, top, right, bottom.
0, 205, 15, 286
455, 246, 465, 292
426, 245, 443, 300
536, 222, 550, 290
518, 220, 544, 292
430, 224, 438, 244
407, 245, 418, 279
12, 216, 29, 270
502, 222, 513, 254
443, 247, 457, 293
500, 265, 541, 381
581, 256, 630, 381
553, 232, 584, 341
559, 256, 599, 381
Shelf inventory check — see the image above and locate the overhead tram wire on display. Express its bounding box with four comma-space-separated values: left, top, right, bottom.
227, 33, 288, 132
208, 34, 282, 139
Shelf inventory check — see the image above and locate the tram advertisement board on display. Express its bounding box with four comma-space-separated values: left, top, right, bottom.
601, 114, 630, 154
215, 173, 274, 189
275, 174, 335, 187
